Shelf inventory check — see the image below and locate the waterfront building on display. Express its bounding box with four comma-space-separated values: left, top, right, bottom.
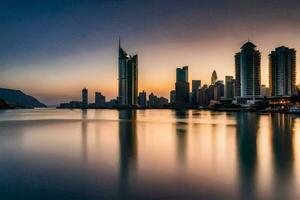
118, 39, 138, 106
192, 80, 201, 105
106, 99, 118, 108
213, 81, 224, 100
138, 91, 147, 108
207, 85, 215, 104
82, 88, 88, 109
235, 41, 261, 97
198, 87, 208, 106
175, 66, 190, 105
269, 46, 296, 96
148, 93, 168, 108
170, 90, 176, 104
95, 92, 106, 108
211, 70, 218, 85
225, 76, 235, 98
148, 93, 157, 108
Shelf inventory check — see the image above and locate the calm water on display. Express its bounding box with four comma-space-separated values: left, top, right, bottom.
0, 109, 299, 200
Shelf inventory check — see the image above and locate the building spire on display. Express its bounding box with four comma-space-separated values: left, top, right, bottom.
118, 36, 121, 49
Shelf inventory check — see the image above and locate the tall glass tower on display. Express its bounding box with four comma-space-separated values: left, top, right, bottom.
118, 39, 138, 106
175, 66, 190, 105
235, 42, 261, 97
269, 46, 296, 96
211, 70, 218, 85
82, 88, 88, 109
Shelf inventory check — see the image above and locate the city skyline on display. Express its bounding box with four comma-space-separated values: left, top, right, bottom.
1, 0, 300, 105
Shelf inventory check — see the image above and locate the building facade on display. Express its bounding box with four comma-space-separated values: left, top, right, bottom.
170, 90, 176, 104
118, 40, 138, 106
225, 76, 235, 98
95, 92, 105, 108
82, 88, 88, 109
138, 91, 147, 108
191, 80, 201, 105
269, 46, 296, 96
211, 70, 218, 85
175, 66, 190, 105
235, 42, 261, 97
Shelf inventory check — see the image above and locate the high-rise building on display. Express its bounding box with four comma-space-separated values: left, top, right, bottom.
138, 91, 147, 108
211, 70, 218, 85
95, 92, 105, 108
118, 39, 138, 106
170, 90, 176, 104
269, 46, 296, 96
82, 88, 88, 109
235, 42, 261, 97
148, 93, 168, 108
192, 80, 201, 91
175, 66, 190, 105
225, 76, 235, 98
191, 80, 201, 105
213, 81, 224, 100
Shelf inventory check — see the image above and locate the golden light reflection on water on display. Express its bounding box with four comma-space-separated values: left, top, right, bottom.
0, 109, 299, 199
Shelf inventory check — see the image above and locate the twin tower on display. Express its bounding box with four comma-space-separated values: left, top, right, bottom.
118, 39, 138, 106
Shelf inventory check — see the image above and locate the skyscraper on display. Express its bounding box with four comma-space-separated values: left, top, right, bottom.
170, 90, 176, 104
82, 88, 88, 109
269, 46, 296, 96
138, 91, 147, 108
225, 76, 235, 98
118, 39, 138, 106
95, 92, 105, 108
192, 80, 201, 105
175, 66, 190, 105
213, 81, 224, 100
235, 42, 261, 97
211, 70, 218, 85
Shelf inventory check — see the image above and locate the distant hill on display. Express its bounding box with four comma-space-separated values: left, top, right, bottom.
0, 88, 46, 108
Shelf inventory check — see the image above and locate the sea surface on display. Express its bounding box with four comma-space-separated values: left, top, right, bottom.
0, 109, 299, 200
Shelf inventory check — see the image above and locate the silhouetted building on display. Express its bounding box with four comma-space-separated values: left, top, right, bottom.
214, 81, 224, 100
82, 88, 88, 109
106, 99, 118, 108
138, 91, 147, 108
170, 90, 176, 104
207, 85, 215, 104
269, 46, 296, 96
211, 70, 218, 85
198, 85, 208, 105
235, 42, 261, 97
175, 66, 190, 105
191, 80, 201, 105
60, 101, 82, 109
118, 39, 138, 106
95, 92, 105, 108
148, 93, 157, 108
148, 93, 168, 108
225, 76, 235, 98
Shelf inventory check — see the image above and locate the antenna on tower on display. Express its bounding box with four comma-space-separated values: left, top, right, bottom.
118, 36, 121, 49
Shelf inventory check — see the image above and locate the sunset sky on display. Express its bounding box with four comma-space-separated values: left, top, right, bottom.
1, 0, 300, 105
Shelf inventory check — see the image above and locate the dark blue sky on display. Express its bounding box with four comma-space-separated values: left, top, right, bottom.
1, 0, 300, 105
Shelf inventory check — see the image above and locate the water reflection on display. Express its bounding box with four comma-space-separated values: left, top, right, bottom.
235, 112, 258, 199
271, 114, 294, 199
81, 109, 88, 163
118, 110, 137, 198
0, 110, 299, 199
174, 110, 188, 169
